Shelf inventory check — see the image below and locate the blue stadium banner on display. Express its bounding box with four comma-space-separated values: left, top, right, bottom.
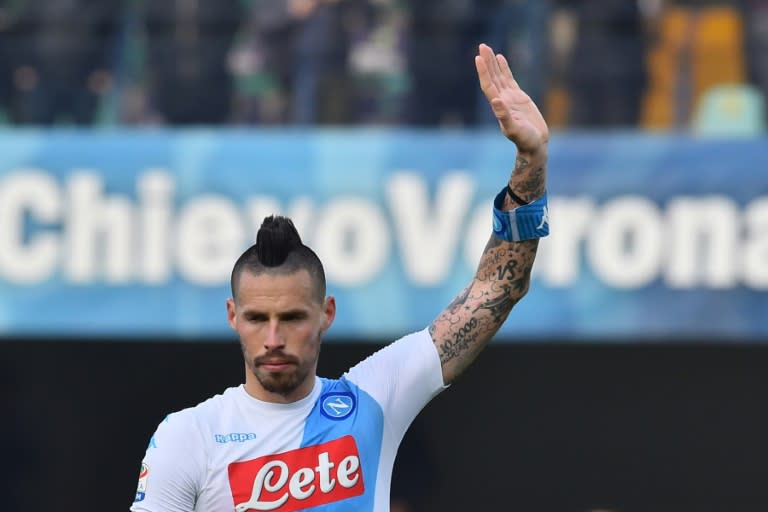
0, 130, 766, 340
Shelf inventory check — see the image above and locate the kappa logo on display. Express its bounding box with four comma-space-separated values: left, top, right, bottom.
493, 214, 502, 233
320, 392, 355, 420
216, 432, 257, 444
537, 205, 550, 231
228, 436, 364, 512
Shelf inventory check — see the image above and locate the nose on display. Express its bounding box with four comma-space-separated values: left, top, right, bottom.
263, 320, 285, 351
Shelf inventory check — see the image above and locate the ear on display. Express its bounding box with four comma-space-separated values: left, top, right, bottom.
226, 298, 238, 332
321, 295, 336, 335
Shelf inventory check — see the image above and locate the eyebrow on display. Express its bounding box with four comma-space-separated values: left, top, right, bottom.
243, 308, 309, 319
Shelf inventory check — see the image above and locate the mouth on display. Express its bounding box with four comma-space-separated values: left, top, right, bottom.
257, 360, 296, 372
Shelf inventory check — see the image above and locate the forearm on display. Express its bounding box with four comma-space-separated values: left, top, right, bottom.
430, 150, 545, 383
430, 42, 549, 383
505, 148, 548, 207
430, 236, 538, 381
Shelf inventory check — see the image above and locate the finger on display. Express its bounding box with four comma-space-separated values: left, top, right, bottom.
478, 44, 502, 87
475, 54, 499, 99
495, 53, 519, 90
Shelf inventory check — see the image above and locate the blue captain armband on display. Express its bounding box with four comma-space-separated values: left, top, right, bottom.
492, 187, 550, 242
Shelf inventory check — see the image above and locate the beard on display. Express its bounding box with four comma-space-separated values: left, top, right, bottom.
241, 340, 319, 398
252, 355, 309, 396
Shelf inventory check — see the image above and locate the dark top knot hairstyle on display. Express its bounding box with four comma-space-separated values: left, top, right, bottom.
230, 215, 327, 303
255, 215, 303, 267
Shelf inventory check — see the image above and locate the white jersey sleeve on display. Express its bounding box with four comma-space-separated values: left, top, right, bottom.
130, 410, 207, 512
343, 327, 447, 440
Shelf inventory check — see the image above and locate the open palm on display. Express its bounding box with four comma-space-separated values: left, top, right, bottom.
475, 43, 549, 154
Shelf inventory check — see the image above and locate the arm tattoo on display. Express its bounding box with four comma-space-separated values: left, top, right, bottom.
513, 156, 529, 176
474, 284, 516, 323
436, 318, 480, 365
508, 157, 546, 205
516, 165, 546, 199
447, 285, 472, 314
431, 235, 539, 375
431, 150, 546, 381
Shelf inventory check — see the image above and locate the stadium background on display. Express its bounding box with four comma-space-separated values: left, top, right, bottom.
1, 1, 768, 510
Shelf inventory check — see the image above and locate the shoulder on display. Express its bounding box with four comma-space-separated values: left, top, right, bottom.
342, 328, 445, 400
155, 386, 241, 444
344, 328, 437, 382
187, 386, 240, 419
337, 328, 446, 437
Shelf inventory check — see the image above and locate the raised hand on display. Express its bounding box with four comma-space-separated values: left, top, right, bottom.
475, 43, 549, 156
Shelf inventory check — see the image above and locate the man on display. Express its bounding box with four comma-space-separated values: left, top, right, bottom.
131, 43, 549, 511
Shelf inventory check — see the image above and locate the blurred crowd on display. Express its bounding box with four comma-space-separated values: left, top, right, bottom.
0, 0, 766, 130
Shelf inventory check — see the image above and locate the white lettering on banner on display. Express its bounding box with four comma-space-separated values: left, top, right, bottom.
743, 198, 768, 288
463, 201, 492, 269
665, 197, 739, 288
387, 172, 475, 285
176, 197, 245, 285
533, 198, 594, 286
0, 171, 60, 283
314, 198, 389, 286
65, 172, 133, 283
587, 196, 664, 288
0, 169, 767, 290
138, 170, 174, 284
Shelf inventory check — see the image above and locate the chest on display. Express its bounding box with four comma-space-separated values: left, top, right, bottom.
197, 393, 385, 511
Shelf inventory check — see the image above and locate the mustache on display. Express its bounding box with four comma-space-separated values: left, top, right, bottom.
253, 352, 300, 366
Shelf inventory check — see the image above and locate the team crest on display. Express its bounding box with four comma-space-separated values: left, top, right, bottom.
320, 393, 355, 420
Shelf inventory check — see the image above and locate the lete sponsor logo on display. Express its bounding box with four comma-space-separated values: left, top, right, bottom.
228, 436, 364, 511
134, 462, 149, 502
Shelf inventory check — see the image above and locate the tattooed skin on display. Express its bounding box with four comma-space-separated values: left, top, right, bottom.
513, 156, 529, 175
474, 284, 516, 323
429, 96, 546, 383
432, 42, 550, 382
430, 230, 539, 382
508, 156, 546, 204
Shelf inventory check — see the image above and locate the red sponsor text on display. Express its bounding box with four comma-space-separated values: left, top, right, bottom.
228, 435, 364, 511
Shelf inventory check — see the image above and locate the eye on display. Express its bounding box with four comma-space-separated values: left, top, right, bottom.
245, 313, 268, 323
282, 312, 307, 322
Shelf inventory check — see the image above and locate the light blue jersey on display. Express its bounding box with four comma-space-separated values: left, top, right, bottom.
132, 329, 446, 512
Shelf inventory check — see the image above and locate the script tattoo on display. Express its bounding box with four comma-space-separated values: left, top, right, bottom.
430, 145, 545, 382
431, 235, 539, 376
437, 318, 480, 364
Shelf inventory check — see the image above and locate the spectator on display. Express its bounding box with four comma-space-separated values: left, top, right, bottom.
1, 0, 123, 125
746, 0, 768, 97
234, 0, 373, 124
476, 0, 552, 126
404, 0, 550, 127
559, 0, 649, 127
404, 0, 499, 126
0, 1, 26, 121
142, 0, 243, 125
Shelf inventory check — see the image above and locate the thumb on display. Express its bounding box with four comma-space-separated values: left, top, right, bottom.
490, 98, 508, 120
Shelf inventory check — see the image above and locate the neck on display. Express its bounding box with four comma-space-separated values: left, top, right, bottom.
243, 372, 316, 404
